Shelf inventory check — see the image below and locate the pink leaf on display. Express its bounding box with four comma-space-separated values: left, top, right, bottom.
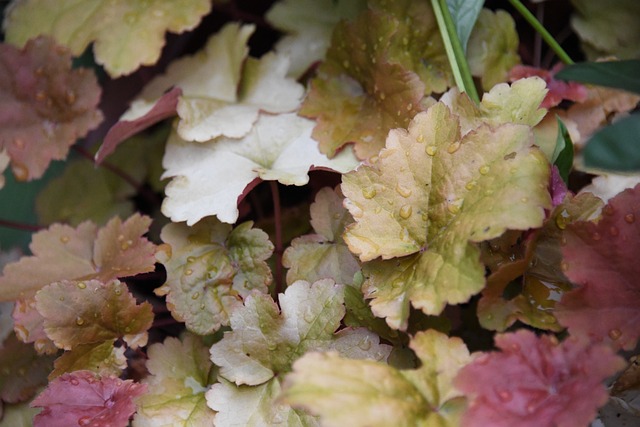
454, 330, 625, 427
0, 36, 103, 180
96, 87, 181, 164
31, 370, 146, 427
556, 184, 640, 350
510, 64, 588, 109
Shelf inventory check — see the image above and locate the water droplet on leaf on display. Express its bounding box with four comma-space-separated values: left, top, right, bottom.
76, 282, 86, 289
399, 205, 412, 219
608, 329, 622, 340
396, 183, 412, 198
75, 317, 85, 326
426, 146, 436, 156
625, 213, 635, 224
479, 165, 490, 175
362, 187, 376, 199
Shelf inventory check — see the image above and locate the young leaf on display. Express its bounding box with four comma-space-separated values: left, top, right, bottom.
283, 186, 360, 286
510, 64, 588, 109
556, 184, 640, 350
3, 0, 211, 77
134, 334, 215, 427
31, 370, 146, 427
0, 36, 102, 181
125, 23, 303, 142
454, 330, 625, 427
583, 114, 640, 172
161, 113, 358, 225
156, 218, 273, 335
50, 341, 127, 380
552, 117, 574, 184
35, 280, 154, 351
282, 330, 470, 427
209, 280, 391, 386
555, 60, 640, 95
342, 84, 551, 329
0, 214, 157, 301
445, 0, 484, 53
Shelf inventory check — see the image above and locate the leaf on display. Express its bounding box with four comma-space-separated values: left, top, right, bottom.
3, 0, 211, 77
556, 185, 640, 350
155, 218, 273, 335
50, 341, 127, 380
446, 0, 484, 53
161, 113, 359, 225
0, 36, 102, 181
96, 87, 181, 164
12, 297, 57, 354
466, 9, 520, 91
454, 330, 625, 427
555, 60, 640, 95
266, 0, 367, 78
209, 279, 391, 386
0, 150, 9, 190
0, 333, 54, 404
282, 330, 470, 427
31, 370, 147, 427
133, 334, 215, 427
206, 378, 317, 427
0, 401, 39, 427
510, 64, 589, 109
283, 187, 360, 286
126, 23, 303, 142
35, 280, 153, 351
0, 214, 157, 301
552, 116, 574, 184
583, 114, 640, 172
342, 91, 551, 329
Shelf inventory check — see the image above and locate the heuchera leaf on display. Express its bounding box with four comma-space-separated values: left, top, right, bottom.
134, 334, 215, 427
454, 330, 625, 427
161, 113, 358, 225
124, 23, 304, 142
31, 370, 147, 427
282, 330, 470, 427
283, 186, 360, 286
0, 333, 54, 404
266, 0, 367, 78
209, 279, 391, 386
155, 218, 274, 335
0, 36, 102, 181
556, 184, 640, 350
510, 64, 589, 109
342, 82, 551, 329
0, 213, 157, 301
3, 0, 211, 77
50, 341, 127, 380
12, 297, 57, 354
35, 279, 154, 351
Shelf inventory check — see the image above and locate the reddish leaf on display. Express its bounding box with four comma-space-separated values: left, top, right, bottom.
510, 64, 588, 109
31, 370, 146, 427
12, 297, 57, 354
556, 184, 640, 350
0, 36, 102, 180
454, 330, 625, 427
96, 87, 181, 164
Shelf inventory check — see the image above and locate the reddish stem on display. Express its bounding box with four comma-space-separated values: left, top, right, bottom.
0, 218, 44, 232
72, 145, 142, 191
270, 181, 284, 295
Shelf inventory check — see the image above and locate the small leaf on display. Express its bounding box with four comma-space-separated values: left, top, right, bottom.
50, 341, 127, 380
445, 0, 484, 53
583, 113, 640, 172
552, 116, 574, 184
31, 370, 146, 427
555, 60, 640, 95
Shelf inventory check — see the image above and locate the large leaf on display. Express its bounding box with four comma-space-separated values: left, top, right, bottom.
556, 184, 640, 350
161, 113, 358, 225
0, 36, 102, 181
342, 81, 551, 329
155, 219, 274, 335
282, 330, 470, 427
583, 113, 640, 172
3, 0, 211, 77
555, 60, 640, 95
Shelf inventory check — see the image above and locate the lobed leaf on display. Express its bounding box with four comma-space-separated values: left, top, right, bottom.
282, 330, 470, 427
0, 36, 102, 181
510, 64, 588, 109
156, 218, 273, 335
50, 341, 127, 380
3, 0, 211, 77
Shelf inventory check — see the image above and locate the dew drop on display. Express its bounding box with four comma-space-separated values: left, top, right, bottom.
479, 165, 490, 175
555, 209, 571, 230
426, 146, 437, 156
200, 303, 206, 310
191, 292, 200, 300
609, 226, 619, 236
406, 103, 413, 111
59, 296, 65, 301
485, 189, 494, 196
520, 197, 528, 203
76, 282, 86, 289
362, 186, 377, 199
608, 329, 622, 340
120, 240, 132, 250
13, 138, 24, 149
374, 206, 382, 214
526, 403, 536, 414
447, 142, 460, 154
76, 317, 85, 326
70, 378, 80, 386
78, 416, 92, 426
267, 342, 278, 351
465, 181, 476, 191
396, 183, 412, 198
358, 336, 372, 351
560, 261, 568, 272
114, 288, 122, 296
539, 313, 556, 324
379, 92, 386, 100
187, 256, 196, 263
399, 205, 412, 219
625, 213, 636, 223
603, 204, 615, 216
12, 164, 28, 181
60, 235, 70, 244
416, 133, 424, 143
303, 307, 315, 323
65, 89, 76, 105
498, 390, 512, 402
34, 340, 47, 353
592, 232, 601, 241
185, 269, 193, 276
421, 212, 428, 222
391, 279, 403, 289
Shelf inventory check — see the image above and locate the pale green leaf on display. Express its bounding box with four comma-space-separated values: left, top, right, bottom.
49, 341, 127, 379
134, 334, 216, 427
156, 218, 273, 335
3, 0, 211, 77
161, 113, 359, 225
282, 330, 470, 427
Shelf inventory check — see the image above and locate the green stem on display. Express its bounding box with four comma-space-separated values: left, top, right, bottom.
507, 0, 574, 65
431, 0, 479, 103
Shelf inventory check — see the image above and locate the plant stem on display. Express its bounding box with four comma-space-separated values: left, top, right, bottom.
270, 181, 284, 295
507, 0, 574, 65
431, 0, 480, 104
0, 218, 44, 232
